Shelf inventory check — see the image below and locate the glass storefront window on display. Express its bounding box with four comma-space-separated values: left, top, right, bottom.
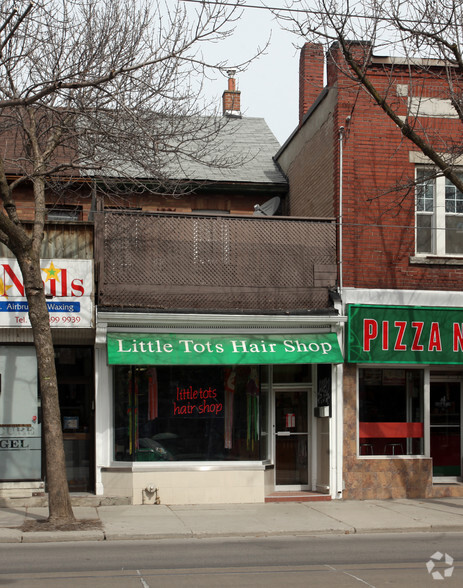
114, 365, 269, 462
273, 364, 311, 384
359, 368, 424, 456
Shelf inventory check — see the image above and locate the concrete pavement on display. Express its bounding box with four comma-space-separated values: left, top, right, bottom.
2, 498, 463, 543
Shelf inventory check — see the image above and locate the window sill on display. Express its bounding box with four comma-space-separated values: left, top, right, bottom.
357, 454, 428, 460
410, 255, 463, 266
104, 461, 272, 472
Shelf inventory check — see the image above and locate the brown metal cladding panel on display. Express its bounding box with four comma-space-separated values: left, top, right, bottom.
97, 212, 336, 311
99, 288, 331, 311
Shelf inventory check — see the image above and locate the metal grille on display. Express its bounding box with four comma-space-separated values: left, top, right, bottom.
97, 212, 337, 311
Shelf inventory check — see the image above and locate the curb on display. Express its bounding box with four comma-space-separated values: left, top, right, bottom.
4, 524, 463, 544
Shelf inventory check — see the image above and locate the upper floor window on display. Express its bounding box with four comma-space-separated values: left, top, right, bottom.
46, 205, 82, 222
416, 168, 463, 255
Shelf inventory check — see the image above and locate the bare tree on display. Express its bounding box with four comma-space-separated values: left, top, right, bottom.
273, 0, 463, 193
0, 0, 253, 525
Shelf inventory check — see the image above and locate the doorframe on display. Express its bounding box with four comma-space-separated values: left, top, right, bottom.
428, 371, 463, 482
272, 380, 315, 491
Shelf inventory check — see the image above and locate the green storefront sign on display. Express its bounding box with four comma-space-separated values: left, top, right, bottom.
347, 304, 463, 364
107, 332, 343, 366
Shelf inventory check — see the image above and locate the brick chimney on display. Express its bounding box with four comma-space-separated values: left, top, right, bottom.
299, 43, 325, 124
326, 41, 372, 86
222, 70, 241, 116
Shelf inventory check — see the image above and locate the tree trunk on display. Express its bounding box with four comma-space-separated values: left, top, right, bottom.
19, 252, 75, 524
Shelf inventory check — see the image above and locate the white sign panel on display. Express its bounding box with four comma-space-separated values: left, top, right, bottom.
0, 346, 41, 480
0, 258, 93, 328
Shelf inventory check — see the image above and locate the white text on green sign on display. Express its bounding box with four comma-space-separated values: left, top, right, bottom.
107, 333, 343, 365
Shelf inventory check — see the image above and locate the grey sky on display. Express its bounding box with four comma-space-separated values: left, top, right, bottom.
199, 2, 301, 145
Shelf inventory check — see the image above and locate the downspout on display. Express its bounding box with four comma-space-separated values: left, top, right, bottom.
338, 125, 344, 293
335, 124, 345, 499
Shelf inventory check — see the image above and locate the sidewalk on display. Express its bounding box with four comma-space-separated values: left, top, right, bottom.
2, 497, 463, 543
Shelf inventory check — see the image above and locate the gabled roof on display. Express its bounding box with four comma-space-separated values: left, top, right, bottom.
0, 110, 287, 190
167, 116, 287, 186
90, 115, 287, 188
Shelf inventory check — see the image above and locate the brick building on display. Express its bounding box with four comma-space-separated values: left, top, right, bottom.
276, 42, 463, 499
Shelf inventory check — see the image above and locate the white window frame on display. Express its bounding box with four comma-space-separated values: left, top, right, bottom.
415, 167, 463, 256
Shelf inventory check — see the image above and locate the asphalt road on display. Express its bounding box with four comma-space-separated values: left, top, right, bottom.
0, 532, 462, 587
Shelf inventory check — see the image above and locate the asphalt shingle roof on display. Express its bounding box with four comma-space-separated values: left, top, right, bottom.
168, 116, 287, 186
0, 111, 287, 189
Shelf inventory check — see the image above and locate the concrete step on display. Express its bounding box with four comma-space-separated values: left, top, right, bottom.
0, 493, 131, 508
432, 483, 463, 499
265, 491, 331, 503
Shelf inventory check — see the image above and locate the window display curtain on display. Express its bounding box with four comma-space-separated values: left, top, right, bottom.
246, 367, 259, 450
224, 367, 236, 449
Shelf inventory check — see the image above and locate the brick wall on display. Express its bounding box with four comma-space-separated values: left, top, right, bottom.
339, 72, 463, 291
10, 184, 94, 222
299, 43, 324, 124
10, 182, 278, 224
101, 190, 267, 215
317, 42, 463, 292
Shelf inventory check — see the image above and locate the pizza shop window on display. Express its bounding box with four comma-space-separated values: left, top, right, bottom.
416, 168, 463, 255
358, 368, 424, 456
114, 365, 268, 462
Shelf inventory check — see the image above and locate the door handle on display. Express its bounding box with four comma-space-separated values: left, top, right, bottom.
276, 431, 291, 436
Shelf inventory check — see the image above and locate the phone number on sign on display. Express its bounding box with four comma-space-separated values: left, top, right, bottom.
49, 316, 81, 324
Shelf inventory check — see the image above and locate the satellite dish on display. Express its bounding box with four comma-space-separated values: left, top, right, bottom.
253, 196, 281, 216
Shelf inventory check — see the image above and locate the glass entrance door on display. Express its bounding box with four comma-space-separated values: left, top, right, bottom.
56, 347, 94, 492
430, 381, 461, 477
274, 389, 309, 487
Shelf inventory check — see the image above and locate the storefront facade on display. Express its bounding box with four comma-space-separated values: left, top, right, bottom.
343, 288, 463, 499
95, 311, 345, 504
0, 257, 95, 499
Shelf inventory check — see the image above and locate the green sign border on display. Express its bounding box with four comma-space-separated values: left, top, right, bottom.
107, 332, 343, 366
347, 304, 463, 364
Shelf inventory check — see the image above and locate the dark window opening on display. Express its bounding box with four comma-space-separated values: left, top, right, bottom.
359, 368, 424, 456
114, 365, 268, 462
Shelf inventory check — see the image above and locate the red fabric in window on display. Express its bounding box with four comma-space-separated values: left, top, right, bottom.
359, 422, 424, 438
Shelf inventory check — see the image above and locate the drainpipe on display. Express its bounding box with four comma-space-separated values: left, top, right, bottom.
335, 124, 346, 500
338, 125, 344, 294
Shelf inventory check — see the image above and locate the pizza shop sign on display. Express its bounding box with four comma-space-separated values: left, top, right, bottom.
347, 304, 463, 364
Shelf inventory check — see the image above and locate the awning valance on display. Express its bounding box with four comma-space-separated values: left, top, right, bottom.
107, 332, 343, 366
